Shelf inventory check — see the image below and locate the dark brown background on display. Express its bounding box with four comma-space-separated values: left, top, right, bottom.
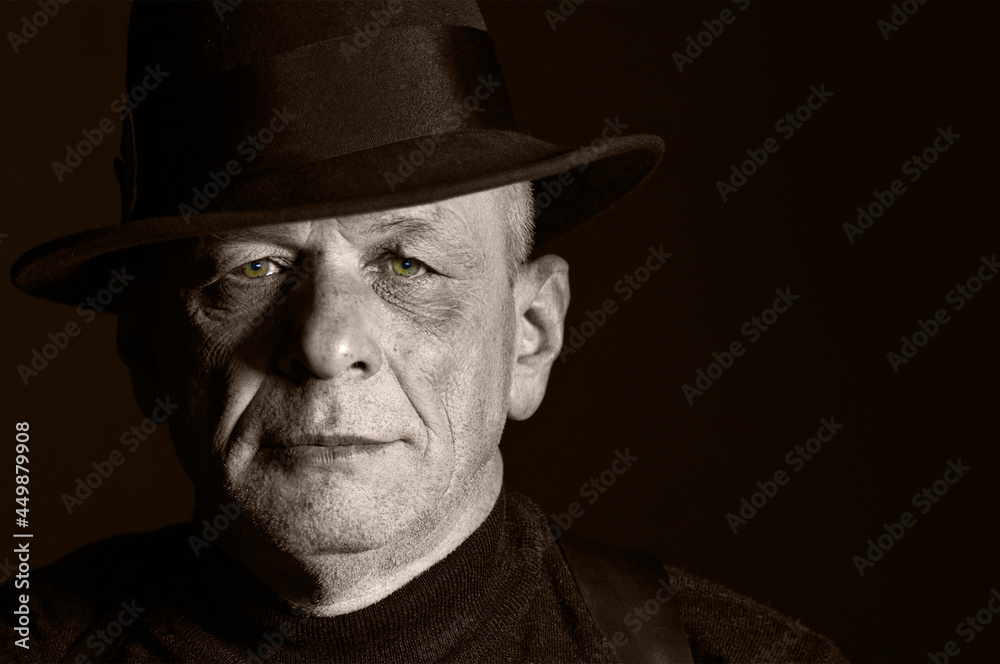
2, 1, 998, 662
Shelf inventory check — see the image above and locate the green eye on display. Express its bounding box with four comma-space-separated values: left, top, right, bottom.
390, 257, 425, 278
241, 259, 273, 279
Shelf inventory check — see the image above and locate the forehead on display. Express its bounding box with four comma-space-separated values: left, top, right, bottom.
197, 189, 504, 253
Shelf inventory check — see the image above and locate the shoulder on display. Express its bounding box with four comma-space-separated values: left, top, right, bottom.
666, 564, 849, 663
0, 524, 190, 663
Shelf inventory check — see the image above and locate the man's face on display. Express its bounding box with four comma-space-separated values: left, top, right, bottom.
141, 189, 521, 558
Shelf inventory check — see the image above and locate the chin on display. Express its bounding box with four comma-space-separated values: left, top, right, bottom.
228, 467, 444, 556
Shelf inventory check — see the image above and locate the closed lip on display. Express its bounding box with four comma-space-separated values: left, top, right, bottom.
264, 435, 397, 448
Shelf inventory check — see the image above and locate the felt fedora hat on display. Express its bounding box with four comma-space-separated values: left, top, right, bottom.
10, 0, 664, 310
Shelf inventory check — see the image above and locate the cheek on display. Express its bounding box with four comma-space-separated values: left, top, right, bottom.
158, 304, 241, 395
436, 285, 515, 446
381, 277, 512, 454
389, 279, 468, 342
406, 280, 507, 379
152, 298, 259, 469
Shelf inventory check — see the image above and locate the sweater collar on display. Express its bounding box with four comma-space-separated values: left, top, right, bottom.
171, 487, 534, 660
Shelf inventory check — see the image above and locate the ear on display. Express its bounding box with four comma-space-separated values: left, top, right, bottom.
508, 253, 570, 420
116, 270, 162, 419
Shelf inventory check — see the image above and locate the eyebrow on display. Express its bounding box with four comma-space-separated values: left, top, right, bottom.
361, 210, 444, 238
203, 210, 447, 245
201, 226, 299, 247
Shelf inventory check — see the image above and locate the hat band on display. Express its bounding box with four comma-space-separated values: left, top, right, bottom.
126, 24, 517, 216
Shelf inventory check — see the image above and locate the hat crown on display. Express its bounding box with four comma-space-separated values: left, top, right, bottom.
119, 0, 517, 222
125, 0, 486, 91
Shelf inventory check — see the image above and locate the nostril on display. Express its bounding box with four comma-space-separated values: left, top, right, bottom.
351, 361, 366, 370
288, 358, 310, 380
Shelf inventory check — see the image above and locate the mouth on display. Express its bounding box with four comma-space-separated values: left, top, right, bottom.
260, 434, 404, 466
264, 434, 396, 449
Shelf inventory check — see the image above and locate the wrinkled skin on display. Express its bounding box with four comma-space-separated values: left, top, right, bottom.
117, 188, 570, 614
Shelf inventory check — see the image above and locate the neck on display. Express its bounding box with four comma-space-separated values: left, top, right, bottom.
218, 454, 504, 616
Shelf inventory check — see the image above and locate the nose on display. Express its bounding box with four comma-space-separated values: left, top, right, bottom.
276, 267, 382, 382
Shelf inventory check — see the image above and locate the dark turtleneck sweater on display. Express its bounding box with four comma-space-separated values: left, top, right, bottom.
2, 490, 847, 663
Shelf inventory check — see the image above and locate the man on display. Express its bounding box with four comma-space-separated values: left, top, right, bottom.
5, 1, 847, 662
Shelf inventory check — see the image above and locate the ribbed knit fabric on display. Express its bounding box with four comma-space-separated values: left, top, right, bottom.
667, 566, 847, 663
1, 490, 847, 663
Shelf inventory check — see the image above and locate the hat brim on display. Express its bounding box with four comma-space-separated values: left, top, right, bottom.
10, 130, 664, 310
